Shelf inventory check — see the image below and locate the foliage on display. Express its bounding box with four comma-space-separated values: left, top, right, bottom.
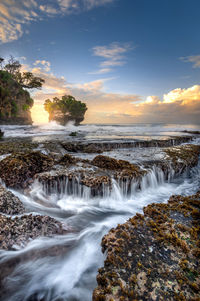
0, 56, 44, 90
11, 101, 18, 116
44, 95, 87, 119
22, 104, 30, 111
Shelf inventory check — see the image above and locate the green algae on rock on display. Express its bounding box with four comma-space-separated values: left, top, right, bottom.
93, 192, 200, 301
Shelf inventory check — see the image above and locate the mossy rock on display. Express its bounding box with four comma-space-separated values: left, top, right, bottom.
92, 155, 140, 172
0, 151, 54, 188
57, 153, 76, 166
93, 192, 200, 300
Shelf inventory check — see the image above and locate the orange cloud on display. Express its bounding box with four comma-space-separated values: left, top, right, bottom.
26, 61, 200, 124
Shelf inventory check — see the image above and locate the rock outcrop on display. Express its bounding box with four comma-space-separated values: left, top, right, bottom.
0, 70, 33, 124
44, 95, 87, 126
0, 151, 54, 188
93, 192, 200, 301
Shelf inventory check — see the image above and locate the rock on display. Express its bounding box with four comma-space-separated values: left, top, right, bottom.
93, 192, 200, 300
0, 129, 3, 139
57, 153, 77, 166
0, 213, 68, 251
92, 155, 140, 171
61, 136, 193, 153
163, 144, 200, 174
0, 184, 25, 215
0, 140, 39, 156
61, 142, 103, 153
0, 151, 54, 188
182, 130, 200, 135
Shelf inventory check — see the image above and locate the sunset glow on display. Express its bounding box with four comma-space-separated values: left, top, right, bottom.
31, 104, 49, 124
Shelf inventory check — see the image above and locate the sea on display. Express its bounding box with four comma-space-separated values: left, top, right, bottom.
0, 122, 200, 301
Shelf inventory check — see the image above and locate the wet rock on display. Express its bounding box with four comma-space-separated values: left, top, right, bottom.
57, 153, 77, 166
163, 144, 200, 174
91, 155, 143, 175
0, 213, 68, 251
91, 155, 146, 192
61, 136, 193, 153
36, 167, 111, 198
93, 192, 200, 301
36, 144, 200, 199
182, 130, 200, 135
0, 184, 25, 215
0, 129, 4, 139
61, 142, 103, 153
0, 140, 39, 156
0, 151, 54, 189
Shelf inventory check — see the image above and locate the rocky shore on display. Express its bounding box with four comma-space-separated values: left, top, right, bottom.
0, 134, 199, 300
93, 192, 200, 301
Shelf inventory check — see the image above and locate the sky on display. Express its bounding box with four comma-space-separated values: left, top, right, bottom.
0, 0, 200, 124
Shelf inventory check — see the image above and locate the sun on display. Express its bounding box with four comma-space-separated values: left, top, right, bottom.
31, 104, 49, 124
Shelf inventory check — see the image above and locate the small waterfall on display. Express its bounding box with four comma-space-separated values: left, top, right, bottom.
32, 166, 167, 204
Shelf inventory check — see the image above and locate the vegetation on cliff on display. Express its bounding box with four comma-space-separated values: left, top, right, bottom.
0, 56, 44, 124
44, 95, 87, 125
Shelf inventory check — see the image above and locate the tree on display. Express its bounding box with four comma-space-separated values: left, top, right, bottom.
4, 56, 21, 75
44, 95, 87, 125
0, 56, 44, 90
16, 72, 44, 89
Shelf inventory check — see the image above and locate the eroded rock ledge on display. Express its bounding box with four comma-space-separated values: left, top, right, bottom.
93, 192, 200, 301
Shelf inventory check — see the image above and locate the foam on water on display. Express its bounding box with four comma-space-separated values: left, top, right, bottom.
1, 122, 200, 139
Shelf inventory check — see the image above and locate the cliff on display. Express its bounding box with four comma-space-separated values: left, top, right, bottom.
0, 70, 33, 125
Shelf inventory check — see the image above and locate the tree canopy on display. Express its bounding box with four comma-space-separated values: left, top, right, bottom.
0, 56, 44, 90
44, 95, 87, 120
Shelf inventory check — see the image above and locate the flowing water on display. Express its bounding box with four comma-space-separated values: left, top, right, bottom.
0, 123, 200, 301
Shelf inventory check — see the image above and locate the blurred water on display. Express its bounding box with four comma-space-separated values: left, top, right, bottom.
0, 159, 199, 301
1, 122, 200, 140
0, 123, 200, 300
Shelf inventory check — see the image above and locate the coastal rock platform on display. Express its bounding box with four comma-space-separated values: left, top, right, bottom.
93, 192, 200, 301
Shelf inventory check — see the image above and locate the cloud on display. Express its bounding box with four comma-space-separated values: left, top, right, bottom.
0, 0, 38, 43
0, 0, 115, 44
39, 5, 59, 15
91, 42, 133, 74
180, 55, 200, 68
163, 85, 200, 104
24, 59, 200, 124
33, 60, 51, 72
58, 0, 114, 12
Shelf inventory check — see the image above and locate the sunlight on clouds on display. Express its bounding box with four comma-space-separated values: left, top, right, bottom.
163, 85, 200, 104
22, 60, 200, 125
